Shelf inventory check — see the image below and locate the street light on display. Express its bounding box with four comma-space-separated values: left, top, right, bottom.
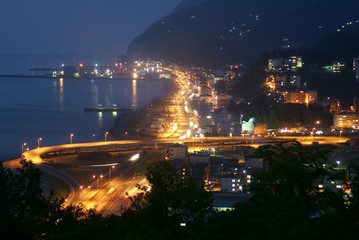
70, 133, 74, 144
312, 128, 316, 142
22, 142, 27, 153
109, 165, 115, 179
336, 160, 341, 168
37, 137, 42, 148
93, 174, 103, 188
337, 130, 343, 143
105, 131, 108, 142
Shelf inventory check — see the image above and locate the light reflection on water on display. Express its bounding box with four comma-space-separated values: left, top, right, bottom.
132, 79, 137, 108
0, 77, 164, 161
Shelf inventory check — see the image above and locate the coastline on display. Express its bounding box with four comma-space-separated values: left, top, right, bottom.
1, 74, 180, 204
109, 76, 179, 139
0, 74, 164, 81
0, 74, 167, 162
0, 76, 178, 161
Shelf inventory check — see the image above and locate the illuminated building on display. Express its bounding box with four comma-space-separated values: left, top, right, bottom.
267, 56, 303, 72
323, 61, 347, 73
165, 143, 188, 161
289, 75, 301, 88
242, 118, 255, 134
219, 177, 242, 192
241, 118, 267, 136
268, 58, 283, 72
282, 90, 317, 105
283, 56, 303, 72
322, 97, 341, 113
253, 123, 267, 136
334, 112, 359, 129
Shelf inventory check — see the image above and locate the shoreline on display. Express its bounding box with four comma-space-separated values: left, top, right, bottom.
0, 74, 166, 81
109, 76, 179, 139
0, 75, 172, 162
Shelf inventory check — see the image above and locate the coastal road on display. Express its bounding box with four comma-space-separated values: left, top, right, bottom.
15, 135, 351, 166
4, 135, 351, 214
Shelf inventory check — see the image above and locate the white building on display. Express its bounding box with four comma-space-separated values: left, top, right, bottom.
219, 177, 242, 192
165, 144, 188, 161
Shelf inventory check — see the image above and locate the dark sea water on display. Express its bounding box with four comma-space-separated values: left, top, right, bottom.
0, 54, 165, 161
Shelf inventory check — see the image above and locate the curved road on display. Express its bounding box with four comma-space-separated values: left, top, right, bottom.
3, 135, 350, 213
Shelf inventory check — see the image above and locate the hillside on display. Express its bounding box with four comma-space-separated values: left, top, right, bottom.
126, 0, 359, 67
233, 29, 359, 106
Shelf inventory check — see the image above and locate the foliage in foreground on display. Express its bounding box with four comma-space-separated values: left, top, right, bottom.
2, 143, 359, 239
0, 160, 103, 240
198, 142, 359, 240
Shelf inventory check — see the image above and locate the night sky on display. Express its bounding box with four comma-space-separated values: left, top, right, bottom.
0, 0, 181, 59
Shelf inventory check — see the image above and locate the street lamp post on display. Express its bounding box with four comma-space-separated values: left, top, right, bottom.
37, 137, 42, 148
109, 166, 115, 179
93, 174, 103, 188
22, 143, 27, 153
70, 133, 74, 144
337, 130, 343, 144
105, 132, 108, 142
336, 160, 341, 168
312, 128, 316, 142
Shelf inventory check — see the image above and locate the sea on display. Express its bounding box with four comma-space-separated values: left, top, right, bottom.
0, 54, 166, 161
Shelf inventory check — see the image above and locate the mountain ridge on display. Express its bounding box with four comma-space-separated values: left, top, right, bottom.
126, 0, 359, 67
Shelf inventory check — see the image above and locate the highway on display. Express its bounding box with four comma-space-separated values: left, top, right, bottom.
17, 135, 350, 166
3, 66, 353, 216
4, 127, 351, 216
